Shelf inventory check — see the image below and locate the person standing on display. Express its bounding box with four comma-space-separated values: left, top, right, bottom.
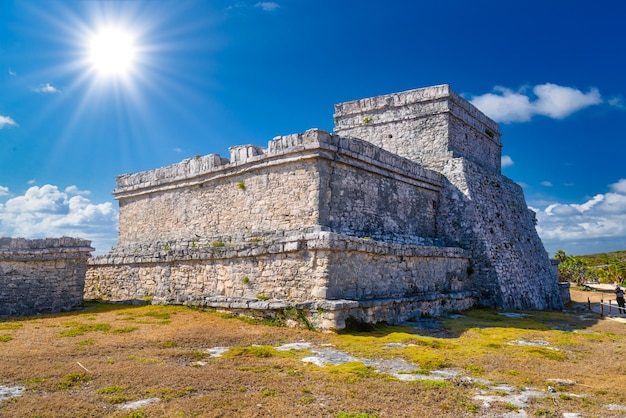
615, 285, 626, 314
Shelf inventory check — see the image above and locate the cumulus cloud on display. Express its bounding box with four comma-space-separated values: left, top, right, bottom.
470, 83, 602, 123
533, 178, 626, 255
501, 155, 514, 168
32, 83, 60, 94
64, 185, 90, 196
540, 181, 553, 187
0, 115, 18, 128
0, 186, 8, 197
255, 2, 279, 11
0, 184, 118, 253
608, 95, 625, 110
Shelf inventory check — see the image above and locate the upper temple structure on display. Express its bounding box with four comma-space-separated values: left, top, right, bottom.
85, 84, 563, 329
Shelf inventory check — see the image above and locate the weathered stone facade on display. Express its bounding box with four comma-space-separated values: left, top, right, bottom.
0, 237, 94, 317
86, 84, 563, 329
334, 85, 562, 310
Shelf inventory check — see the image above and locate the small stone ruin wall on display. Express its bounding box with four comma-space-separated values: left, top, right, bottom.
0, 237, 94, 317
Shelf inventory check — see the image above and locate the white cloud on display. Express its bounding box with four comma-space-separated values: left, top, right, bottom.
65, 185, 90, 196
0, 115, 18, 128
470, 83, 602, 123
501, 155, 514, 168
32, 83, 60, 94
8, 68, 16, 76
255, 2, 279, 11
0, 184, 118, 254
610, 178, 626, 194
540, 181, 553, 187
534, 179, 626, 255
0, 186, 8, 197
608, 96, 625, 110
173, 147, 183, 153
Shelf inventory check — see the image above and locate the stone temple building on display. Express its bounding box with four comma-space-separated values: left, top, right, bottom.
85, 85, 563, 329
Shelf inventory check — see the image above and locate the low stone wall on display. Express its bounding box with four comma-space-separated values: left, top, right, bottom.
0, 237, 94, 317
86, 232, 473, 329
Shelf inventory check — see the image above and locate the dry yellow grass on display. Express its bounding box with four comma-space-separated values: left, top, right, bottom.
0, 287, 625, 417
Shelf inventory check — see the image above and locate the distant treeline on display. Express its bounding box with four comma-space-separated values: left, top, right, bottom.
555, 250, 626, 285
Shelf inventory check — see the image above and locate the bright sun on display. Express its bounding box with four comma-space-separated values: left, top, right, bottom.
89, 28, 136, 76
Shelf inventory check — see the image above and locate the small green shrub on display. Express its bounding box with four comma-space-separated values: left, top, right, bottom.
256, 294, 270, 301
212, 241, 225, 248
242, 276, 250, 285
107, 396, 130, 404
362, 117, 373, 123
96, 385, 125, 394
237, 181, 246, 190
58, 372, 91, 389
0, 335, 14, 342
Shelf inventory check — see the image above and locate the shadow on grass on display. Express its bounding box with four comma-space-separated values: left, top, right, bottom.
0, 300, 154, 324
338, 299, 603, 340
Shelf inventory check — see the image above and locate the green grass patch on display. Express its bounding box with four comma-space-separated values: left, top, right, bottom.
0, 335, 14, 342
0, 321, 23, 331
419, 380, 449, 388
59, 322, 111, 337
97, 385, 125, 394
22, 377, 47, 386
58, 372, 92, 389
326, 362, 383, 383
261, 389, 276, 397
107, 395, 131, 404
522, 347, 567, 361
157, 341, 179, 349
225, 345, 294, 359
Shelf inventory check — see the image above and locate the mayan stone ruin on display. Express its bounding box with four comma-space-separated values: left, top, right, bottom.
85, 84, 563, 329
0, 237, 94, 317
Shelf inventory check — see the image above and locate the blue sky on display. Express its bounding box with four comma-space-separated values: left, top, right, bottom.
1, 0, 625, 257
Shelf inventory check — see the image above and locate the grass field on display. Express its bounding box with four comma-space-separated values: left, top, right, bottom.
1, 287, 626, 417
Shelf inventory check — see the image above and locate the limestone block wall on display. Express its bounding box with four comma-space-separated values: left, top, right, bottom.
333, 85, 562, 310
113, 129, 442, 247
86, 232, 473, 329
0, 237, 94, 317
334, 84, 502, 173
438, 159, 561, 309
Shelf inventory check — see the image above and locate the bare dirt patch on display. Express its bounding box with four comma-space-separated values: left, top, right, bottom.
1, 288, 626, 417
